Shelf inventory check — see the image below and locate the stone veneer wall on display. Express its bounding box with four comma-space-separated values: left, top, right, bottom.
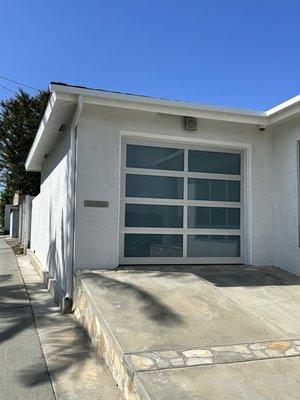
72, 273, 141, 400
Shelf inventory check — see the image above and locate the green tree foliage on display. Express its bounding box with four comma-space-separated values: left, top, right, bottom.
0, 89, 48, 224
0, 187, 14, 229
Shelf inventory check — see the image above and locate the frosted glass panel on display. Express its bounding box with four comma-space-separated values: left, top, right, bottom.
187, 235, 240, 257
188, 207, 240, 229
127, 144, 184, 171
126, 174, 183, 199
125, 204, 183, 228
188, 178, 240, 202
189, 150, 241, 174
124, 234, 183, 257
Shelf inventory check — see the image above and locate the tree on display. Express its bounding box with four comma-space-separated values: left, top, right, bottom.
0, 89, 48, 223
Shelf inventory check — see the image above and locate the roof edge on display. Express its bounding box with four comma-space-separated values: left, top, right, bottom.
49, 82, 266, 124
25, 92, 57, 171
26, 82, 300, 172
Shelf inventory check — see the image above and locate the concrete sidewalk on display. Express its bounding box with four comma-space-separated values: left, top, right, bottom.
0, 237, 123, 400
0, 237, 55, 400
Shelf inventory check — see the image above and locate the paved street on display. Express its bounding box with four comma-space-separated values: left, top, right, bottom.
0, 237, 55, 400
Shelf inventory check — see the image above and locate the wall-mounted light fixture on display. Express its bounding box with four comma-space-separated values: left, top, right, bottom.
184, 116, 197, 131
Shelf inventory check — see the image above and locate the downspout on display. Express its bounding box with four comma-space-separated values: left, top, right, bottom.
62, 94, 83, 313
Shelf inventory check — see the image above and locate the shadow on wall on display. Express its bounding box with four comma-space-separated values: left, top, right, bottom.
31, 119, 74, 296
40, 121, 71, 186
45, 163, 73, 296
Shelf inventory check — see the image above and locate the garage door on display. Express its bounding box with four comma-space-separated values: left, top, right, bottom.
119, 140, 244, 264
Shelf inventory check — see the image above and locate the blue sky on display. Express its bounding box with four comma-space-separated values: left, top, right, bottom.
1, 1, 300, 109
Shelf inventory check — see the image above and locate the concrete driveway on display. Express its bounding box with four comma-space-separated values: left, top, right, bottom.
78, 264, 300, 399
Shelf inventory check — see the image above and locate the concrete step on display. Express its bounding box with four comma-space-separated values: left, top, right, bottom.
134, 356, 300, 400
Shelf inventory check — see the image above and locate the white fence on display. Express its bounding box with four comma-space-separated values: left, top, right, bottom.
18, 195, 34, 251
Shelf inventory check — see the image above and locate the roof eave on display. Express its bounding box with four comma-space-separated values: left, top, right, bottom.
25, 92, 57, 171
25, 91, 77, 171
26, 83, 300, 172
49, 83, 266, 125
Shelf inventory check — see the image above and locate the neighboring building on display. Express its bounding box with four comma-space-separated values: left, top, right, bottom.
7, 191, 26, 238
4, 204, 12, 233
9, 206, 20, 238
18, 195, 34, 249
13, 191, 25, 207
25, 82, 300, 298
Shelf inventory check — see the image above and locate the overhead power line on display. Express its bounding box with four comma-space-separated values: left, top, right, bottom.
0, 74, 39, 91
0, 84, 17, 95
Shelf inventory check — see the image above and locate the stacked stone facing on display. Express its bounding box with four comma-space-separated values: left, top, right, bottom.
124, 340, 300, 373
73, 275, 141, 400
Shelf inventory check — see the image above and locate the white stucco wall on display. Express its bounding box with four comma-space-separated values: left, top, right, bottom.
30, 129, 73, 294
74, 104, 275, 269
30, 99, 300, 287
273, 117, 300, 275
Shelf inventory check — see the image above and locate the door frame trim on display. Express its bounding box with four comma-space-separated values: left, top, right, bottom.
118, 130, 253, 265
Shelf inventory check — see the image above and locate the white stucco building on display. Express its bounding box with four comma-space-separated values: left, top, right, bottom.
26, 82, 300, 298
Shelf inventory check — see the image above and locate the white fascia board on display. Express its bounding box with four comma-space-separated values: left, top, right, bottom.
52, 84, 300, 126
26, 84, 300, 172
266, 95, 300, 116
25, 92, 76, 171
50, 84, 266, 125
25, 92, 57, 171
267, 103, 300, 125
265, 95, 300, 125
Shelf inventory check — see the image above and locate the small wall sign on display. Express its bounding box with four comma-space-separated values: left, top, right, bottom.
84, 200, 109, 208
